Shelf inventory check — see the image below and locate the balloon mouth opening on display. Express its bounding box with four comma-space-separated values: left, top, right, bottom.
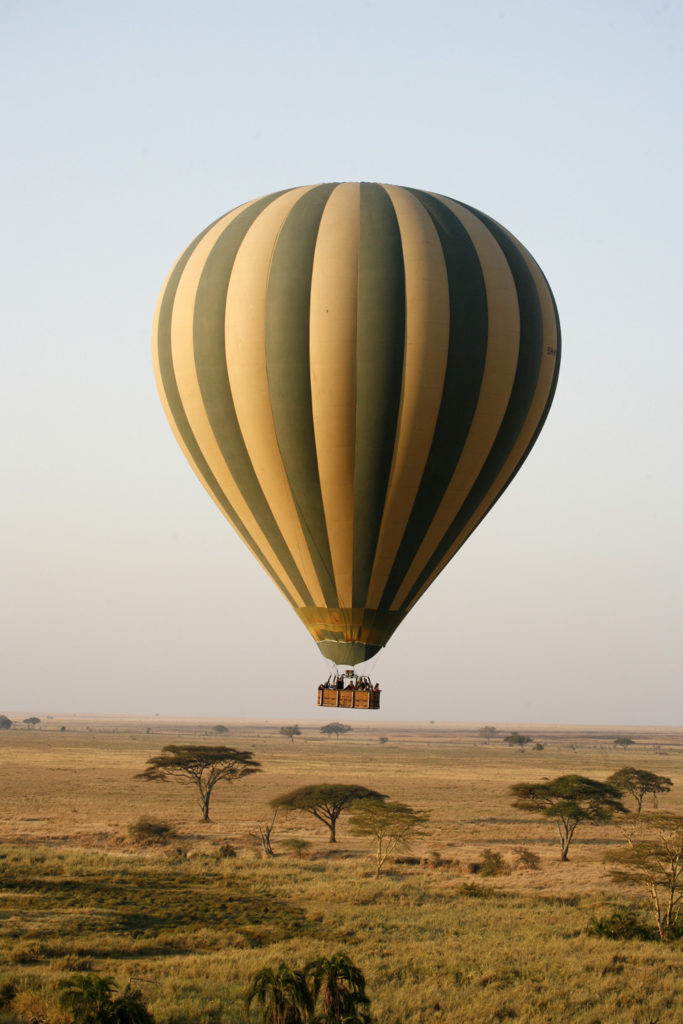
316, 639, 383, 667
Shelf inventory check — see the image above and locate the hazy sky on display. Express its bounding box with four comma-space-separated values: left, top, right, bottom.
2, 0, 681, 725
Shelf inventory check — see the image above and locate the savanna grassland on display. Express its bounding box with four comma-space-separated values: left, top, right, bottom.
2, 716, 683, 1023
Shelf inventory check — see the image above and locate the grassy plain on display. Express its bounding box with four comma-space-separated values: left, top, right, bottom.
2, 716, 683, 1023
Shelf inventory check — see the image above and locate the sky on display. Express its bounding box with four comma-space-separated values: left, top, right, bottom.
1, 0, 681, 726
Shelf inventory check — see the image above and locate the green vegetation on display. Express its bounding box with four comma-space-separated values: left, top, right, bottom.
605, 813, 683, 939
319, 723, 352, 739
271, 785, 387, 843
279, 726, 301, 743
510, 775, 626, 861
136, 745, 261, 822
608, 767, 673, 815
349, 800, 428, 878
503, 732, 532, 751
0, 714, 12, 730
59, 973, 154, 1024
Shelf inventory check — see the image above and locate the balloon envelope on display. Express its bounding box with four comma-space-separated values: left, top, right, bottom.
153, 183, 560, 666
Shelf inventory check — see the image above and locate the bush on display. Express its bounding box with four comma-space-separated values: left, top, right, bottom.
587, 908, 655, 941
128, 817, 177, 845
479, 849, 510, 877
513, 846, 541, 870
281, 838, 311, 859
214, 841, 237, 859
460, 882, 494, 898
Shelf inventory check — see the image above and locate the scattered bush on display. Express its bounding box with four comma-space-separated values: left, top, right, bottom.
281, 838, 311, 859
513, 847, 541, 870
479, 849, 510, 877
0, 983, 16, 1010
460, 882, 494, 898
587, 908, 655, 941
128, 817, 177, 845
214, 840, 237, 859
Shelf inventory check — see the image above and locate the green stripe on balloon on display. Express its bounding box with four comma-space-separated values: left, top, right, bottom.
352, 184, 406, 607
192, 192, 315, 607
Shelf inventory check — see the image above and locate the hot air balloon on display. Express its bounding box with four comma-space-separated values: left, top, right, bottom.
153, 183, 560, 709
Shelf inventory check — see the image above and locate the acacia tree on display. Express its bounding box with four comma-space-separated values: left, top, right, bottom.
349, 799, 429, 878
613, 736, 635, 749
504, 732, 532, 751
605, 814, 683, 940
320, 723, 352, 740
136, 745, 261, 822
608, 767, 673, 816
0, 715, 12, 730
478, 726, 498, 744
305, 952, 372, 1022
271, 784, 386, 842
280, 725, 301, 742
510, 775, 626, 861
244, 963, 313, 1024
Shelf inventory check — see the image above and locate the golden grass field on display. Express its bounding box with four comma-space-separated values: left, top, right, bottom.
2, 715, 683, 1023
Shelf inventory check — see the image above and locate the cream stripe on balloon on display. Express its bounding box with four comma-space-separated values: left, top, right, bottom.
225, 186, 326, 608
403, 241, 559, 615
390, 196, 521, 611
169, 207, 306, 607
365, 184, 450, 608
309, 183, 361, 608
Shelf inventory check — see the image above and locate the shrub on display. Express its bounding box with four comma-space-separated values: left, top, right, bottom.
479, 849, 510, 877
460, 882, 494, 898
0, 984, 16, 1010
513, 847, 541, 870
281, 838, 311, 859
128, 817, 177, 845
214, 841, 237, 859
587, 908, 654, 941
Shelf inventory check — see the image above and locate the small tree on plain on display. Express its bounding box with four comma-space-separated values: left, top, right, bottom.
0, 715, 12, 731
478, 726, 498, 744
605, 813, 683, 940
136, 745, 261, 822
211, 724, 229, 734
320, 722, 352, 740
613, 737, 635, 749
608, 767, 673, 816
23, 717, 41, 728
349, 798, 429, 878
271, 784, 387, 842
510, 774, 626, 861
504, 732, 532, 751
280, 725, 301, 742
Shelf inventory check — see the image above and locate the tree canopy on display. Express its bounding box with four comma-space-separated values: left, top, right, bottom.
0, 715, 12, 730
608, 767, 673, 815
510, 774, 626, 861
271, 784, 387, 842
320, 722, 352, 739
136, 745, 261, 822
280, 725, 301, 742
349, 798, 429, 878
504, 732, 532, 751
478, 726, 498, 744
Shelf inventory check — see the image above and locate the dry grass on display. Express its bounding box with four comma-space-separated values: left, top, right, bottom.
2, 717, 683, 1022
